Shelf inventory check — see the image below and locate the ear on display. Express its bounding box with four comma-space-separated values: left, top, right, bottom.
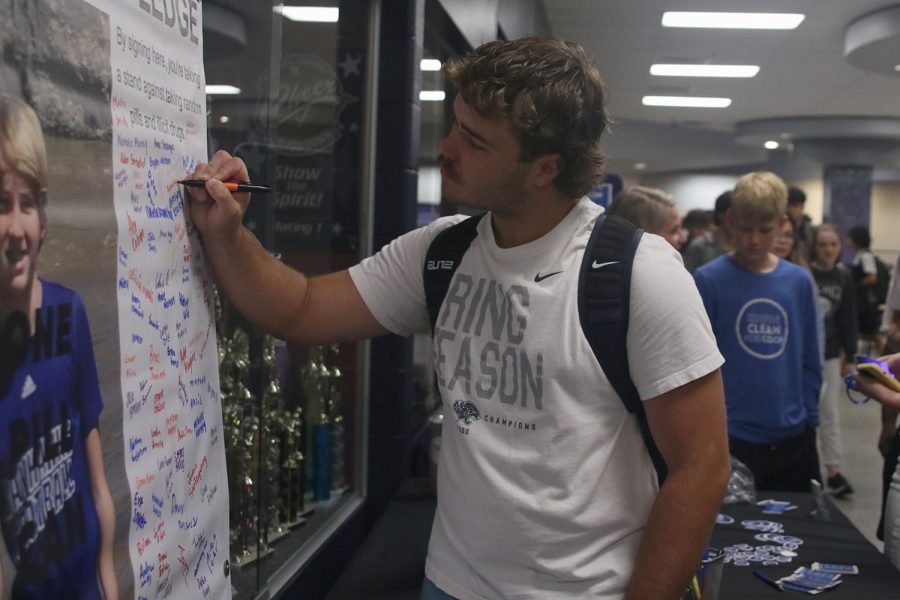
529, 153, 561, 189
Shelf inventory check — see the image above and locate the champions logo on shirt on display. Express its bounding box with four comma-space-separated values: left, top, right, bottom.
451, 400, 538, 436
453, 400, 480, 435
735, 298, 789, 360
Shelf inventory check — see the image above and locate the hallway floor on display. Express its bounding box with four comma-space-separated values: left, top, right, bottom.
830, 387, 889, 552
325, 393, 892, 599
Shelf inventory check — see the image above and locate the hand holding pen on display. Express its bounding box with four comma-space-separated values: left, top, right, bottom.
182, 150, 258, 242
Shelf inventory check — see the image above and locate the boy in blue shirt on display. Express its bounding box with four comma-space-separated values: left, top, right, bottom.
695, 171, 822, 491
0, 97, 117, 599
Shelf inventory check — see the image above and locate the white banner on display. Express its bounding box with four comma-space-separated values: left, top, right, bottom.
88, 1, 229, 598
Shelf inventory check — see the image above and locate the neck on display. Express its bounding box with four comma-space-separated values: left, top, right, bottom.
812, 259, 835, 271
1, 280, 40, 332
490, 190, 577, 248
731, 251, 778, 273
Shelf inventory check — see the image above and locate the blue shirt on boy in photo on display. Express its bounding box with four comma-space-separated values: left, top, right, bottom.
0, 280, 103, 599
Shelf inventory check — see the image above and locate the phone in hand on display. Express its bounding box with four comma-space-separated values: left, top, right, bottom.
856, 355, 900, 392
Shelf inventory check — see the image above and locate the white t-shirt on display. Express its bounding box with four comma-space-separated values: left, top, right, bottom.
349, 197, 723, 599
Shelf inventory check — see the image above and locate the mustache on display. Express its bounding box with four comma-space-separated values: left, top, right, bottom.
439, 155, 458, 182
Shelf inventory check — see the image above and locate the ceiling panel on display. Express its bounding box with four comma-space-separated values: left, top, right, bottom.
542, 0, 900, 174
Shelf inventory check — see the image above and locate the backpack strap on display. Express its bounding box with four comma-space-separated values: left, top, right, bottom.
578, 214, 668, 484
424, 214, 484, 334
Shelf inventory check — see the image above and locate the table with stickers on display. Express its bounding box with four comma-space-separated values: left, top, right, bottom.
705, 492, 900, 598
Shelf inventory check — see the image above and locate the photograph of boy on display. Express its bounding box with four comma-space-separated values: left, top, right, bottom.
0, 97, 117, 600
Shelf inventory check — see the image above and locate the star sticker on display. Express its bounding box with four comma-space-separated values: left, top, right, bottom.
348, 122, 359, 133
337, 53, 361, 78
331, 223, 344, 235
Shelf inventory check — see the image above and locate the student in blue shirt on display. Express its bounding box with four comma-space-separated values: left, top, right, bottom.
0, 97, 117, 599
694, 171, 823, 492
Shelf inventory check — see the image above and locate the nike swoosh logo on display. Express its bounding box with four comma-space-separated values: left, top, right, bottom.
592, 260, 619, 269
534, 271, 563, 282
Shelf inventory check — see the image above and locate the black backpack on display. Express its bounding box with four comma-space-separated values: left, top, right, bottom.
853, 252, 891, 309
874, 255, 891, 307
423, 213, 667, 483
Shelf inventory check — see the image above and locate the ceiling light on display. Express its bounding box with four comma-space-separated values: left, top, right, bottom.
205, 85, 241, 95
634, 162, 647, 170
764, 140, 779, 150
661, 12, 805, 30
642, 96, 731, 108
894, 65, 900, 72
650, 64, 759, 78
276, 6, 339, 22
421, 59, 442, 71
420, 90, 446, 102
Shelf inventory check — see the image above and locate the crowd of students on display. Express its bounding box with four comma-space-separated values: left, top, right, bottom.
611, 176, 900, 570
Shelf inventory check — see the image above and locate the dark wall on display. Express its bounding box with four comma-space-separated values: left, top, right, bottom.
367, 0, 424, 518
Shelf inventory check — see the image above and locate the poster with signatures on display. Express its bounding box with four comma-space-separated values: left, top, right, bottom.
0, 0, 226, 598
101, 2, 228, 599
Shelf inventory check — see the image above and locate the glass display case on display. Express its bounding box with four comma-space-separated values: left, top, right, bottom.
201, 1, 375, 597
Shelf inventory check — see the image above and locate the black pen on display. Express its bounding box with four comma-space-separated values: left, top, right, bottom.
177, 179, 271, 193
753, 569, 783, 592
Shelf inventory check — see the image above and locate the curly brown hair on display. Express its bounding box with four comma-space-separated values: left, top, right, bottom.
444, 37, 609, 199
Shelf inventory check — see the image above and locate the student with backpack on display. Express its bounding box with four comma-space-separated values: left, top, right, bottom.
694, 172, 823, 492
185, 37, 730, 600
848, 226, 887, 354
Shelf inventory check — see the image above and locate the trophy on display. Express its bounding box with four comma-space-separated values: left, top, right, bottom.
311, 347, 332, 502
280, 406, 306, 525
261, 377, 286, 541
327, 344, 346, 493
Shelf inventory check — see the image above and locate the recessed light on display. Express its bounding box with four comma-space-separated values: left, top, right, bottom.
650, 64, 759, 78
662, 12, 805, 30
642, 96, 731, 108
420, 90, 446, 102
421, 59, 442, 71
276, 6, 339, 22
205, 85, 241, 95
894, 64, 900, 72
219, 115, 230, 124
764, 140, 779, 150
634, 162, 647, 170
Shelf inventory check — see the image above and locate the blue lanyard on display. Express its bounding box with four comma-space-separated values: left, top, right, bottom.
843, 371, 870, 405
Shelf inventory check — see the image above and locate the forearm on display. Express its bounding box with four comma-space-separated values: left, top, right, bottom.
872, 388, 900, 410
96, 484, 117, 600
86, 429, 118, 600
204, 226, 311, 342
625, 466, 728, 600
